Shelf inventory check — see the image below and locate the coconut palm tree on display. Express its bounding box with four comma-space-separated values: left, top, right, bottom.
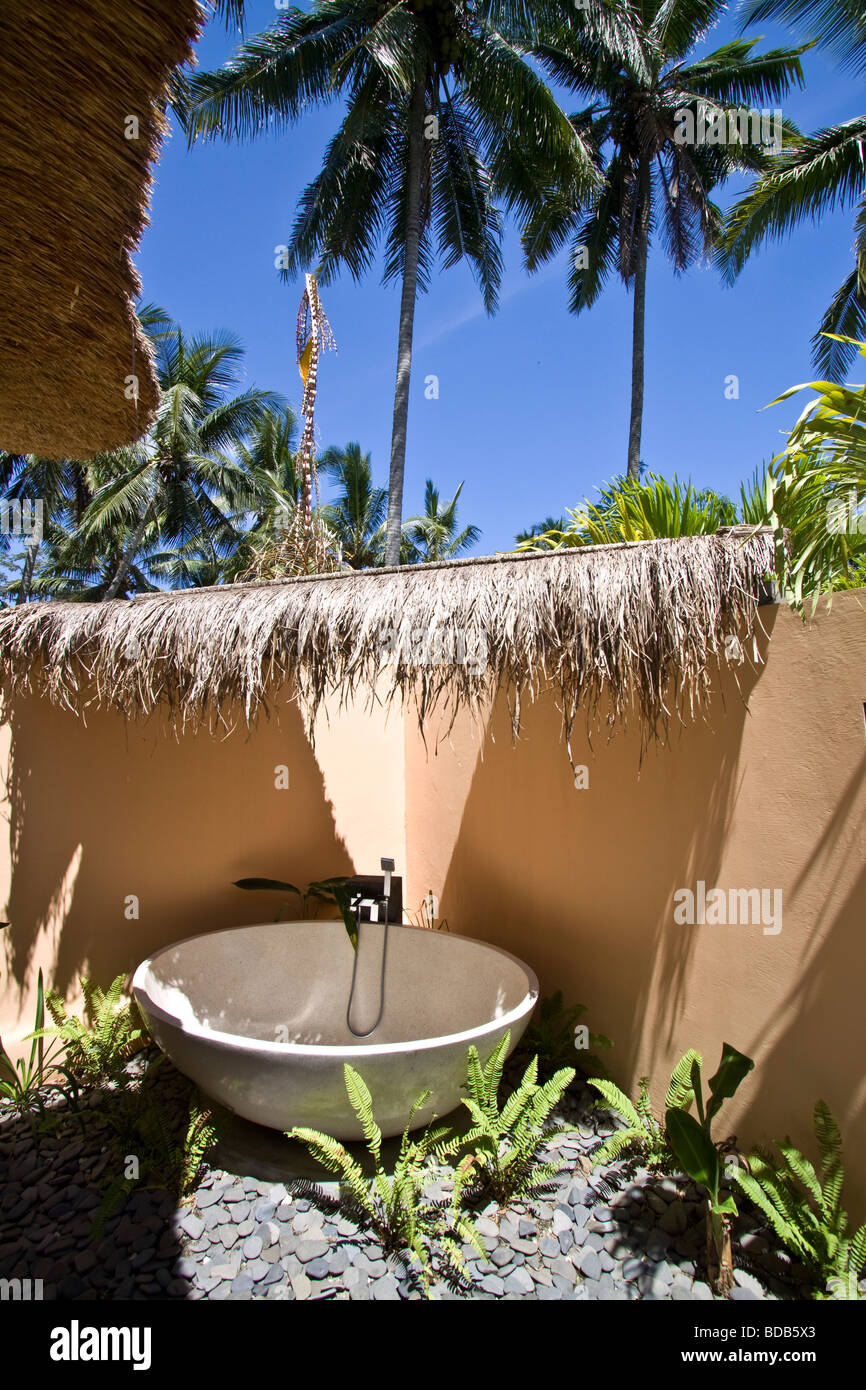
525, 1, 808, 476
720, 0, 866, 379
743, 0, 866, 75
178, 0, 594, 564
320, 442, 388, 567
403, 477, 480, 560
0, 452, 99, 602
214, 406, 308, 580
82, 309, 283, 599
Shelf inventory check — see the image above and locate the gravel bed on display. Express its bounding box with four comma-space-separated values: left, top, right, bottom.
0, 1074, 820, 1302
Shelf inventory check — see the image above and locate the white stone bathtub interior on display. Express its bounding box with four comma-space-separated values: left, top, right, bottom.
132, 920, 539, 1139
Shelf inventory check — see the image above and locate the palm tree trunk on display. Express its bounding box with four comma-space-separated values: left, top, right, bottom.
385, 69, 427, 567
17, 542, 38, 604
627, 211, 649, 481
103, 512, 149, 601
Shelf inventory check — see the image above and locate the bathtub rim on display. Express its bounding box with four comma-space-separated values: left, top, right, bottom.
131, 920, 539, 1060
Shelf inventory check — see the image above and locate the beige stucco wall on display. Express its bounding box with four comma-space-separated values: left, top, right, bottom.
404, 593, 866, 1215
0, 687, 404, 1046
2, 592, 865, 1212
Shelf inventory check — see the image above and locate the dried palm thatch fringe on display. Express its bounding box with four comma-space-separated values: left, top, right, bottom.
0, 530, 776, 762
0, 0, 201, 457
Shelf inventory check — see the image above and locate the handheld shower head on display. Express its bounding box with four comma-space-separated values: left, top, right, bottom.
381, 856, 395, 899
383, 850, 397, 895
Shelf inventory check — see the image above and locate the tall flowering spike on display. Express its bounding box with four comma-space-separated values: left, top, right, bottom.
296, 274, 337, 527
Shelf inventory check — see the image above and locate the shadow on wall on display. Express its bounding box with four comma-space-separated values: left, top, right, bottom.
1, 690, 353, 1017
741, 759, 866, 1197
435, 616, 774, 1087
430, 595, 866, 1215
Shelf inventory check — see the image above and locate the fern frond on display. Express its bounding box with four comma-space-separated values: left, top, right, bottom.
814, 1101, 842, 1167
776, 1138, 823, 1208
344, 1064, 382, 1162
465, 1046, 487, 1108
591, 1127, 647, 1166
731, 1167, 814, 1266
665, 1049, 701, 1111
484, 1032, 511, 1110
850, 1223, 866, 1279
402, 1089, 433, 1150
588, 1077, 642, 1130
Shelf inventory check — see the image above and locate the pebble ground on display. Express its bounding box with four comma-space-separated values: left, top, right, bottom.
0, 1069, 819, 1302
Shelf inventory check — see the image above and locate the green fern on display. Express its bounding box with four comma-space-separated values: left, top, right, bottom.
43, 975, 148, 1088
732, 1101, 866, 1300
453, 1032, 575, 1207
91, 1062, 224, 1233
665, 1049, 701, 1111
588, 1050, 701, 1172
290, 1064, 479, 1295
516, 992, 614, 1082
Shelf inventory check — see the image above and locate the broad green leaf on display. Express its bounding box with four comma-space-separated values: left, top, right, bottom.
666, 1108, 721, 1201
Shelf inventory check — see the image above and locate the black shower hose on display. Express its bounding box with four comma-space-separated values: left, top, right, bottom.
346, 894, 390, 1038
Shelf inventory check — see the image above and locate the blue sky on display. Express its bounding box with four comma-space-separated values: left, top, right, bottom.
136, 1, 864, 553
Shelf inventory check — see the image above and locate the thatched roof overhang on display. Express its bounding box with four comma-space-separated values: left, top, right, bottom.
0, 0, 202, 457
0, 530, 777, 757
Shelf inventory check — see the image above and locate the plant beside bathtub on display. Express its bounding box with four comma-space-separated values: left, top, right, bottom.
37, 974, 149, 1090
586, 1049, 702, 1174
405, 891, 450, 933
234, 875, 359, 947
90, 1058, 226, 1231
453, 1032, 575, 1208
664, 1043, 754, 1296
516, 992, 613, 1083
0, 968, 75, 1127
289, 1063, 484, 1294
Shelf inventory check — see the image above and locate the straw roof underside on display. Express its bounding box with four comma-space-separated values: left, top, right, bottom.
0, 532, 776, 757
0, 0, 201, 457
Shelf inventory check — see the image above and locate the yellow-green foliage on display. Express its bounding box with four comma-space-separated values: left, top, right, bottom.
291, 1064, 483, 1294
0, 968, 68, 1114
45, 975, 148, 1088
732, 1101, 866, 1300
457, 1031, 575, 1206
588, 1049, 701, 1172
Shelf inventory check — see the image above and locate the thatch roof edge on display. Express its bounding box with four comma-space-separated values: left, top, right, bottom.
0, 530, 778, 759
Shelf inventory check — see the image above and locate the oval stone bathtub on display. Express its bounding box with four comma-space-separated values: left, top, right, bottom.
132, 921, 538, 1139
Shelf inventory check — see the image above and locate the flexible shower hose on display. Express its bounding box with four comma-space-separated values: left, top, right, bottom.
345, 897, 389, 1038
